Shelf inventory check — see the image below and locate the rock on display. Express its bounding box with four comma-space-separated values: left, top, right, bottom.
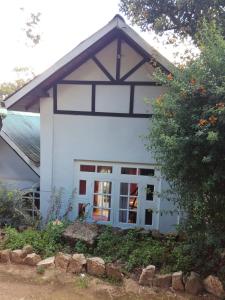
63, 221, 99, 245
139, 265, 156, 286
185, 272, 203, 295
172, 271, 184, 291
203, 275, 225, 298
153, 274, 172, 289
106, 263, 123, 281
23, 253, 41, 266
0, 249, 11, 263
23, 245, 33, 255
87, 257, 105, 277
55, 252, 71, 271
67, 253, 86, 273
10, 249, 26, 264
37, 257, 55, 269
151, 230, 162, 239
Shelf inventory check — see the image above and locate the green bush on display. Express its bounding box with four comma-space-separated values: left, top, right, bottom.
4, 221, 67, 257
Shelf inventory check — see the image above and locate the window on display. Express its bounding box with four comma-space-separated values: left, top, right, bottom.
79, 180, 86, 195
121, 167, 137, 175
119, 182, 138, 224
80, 165, 95, 172
92, 181, 111, 222
97, 166, 112, 173
139, 168, 154, 176
145, 209, 153, 225
146, 184, 154, 201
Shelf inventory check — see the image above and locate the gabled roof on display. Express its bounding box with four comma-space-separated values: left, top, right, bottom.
0, 111, 40, 175
5, 14, 174, 112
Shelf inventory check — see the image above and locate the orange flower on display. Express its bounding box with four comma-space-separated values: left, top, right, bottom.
198, 86, 206, 95
167, 73, 173, 81
198, 119, 208, 127
209, 115, 217, 125
190, 78, 196, 85
216, 102, 225, 108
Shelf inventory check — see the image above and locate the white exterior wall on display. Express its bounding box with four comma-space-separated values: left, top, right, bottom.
39, 38, 178, 232
0, 137, 39, 189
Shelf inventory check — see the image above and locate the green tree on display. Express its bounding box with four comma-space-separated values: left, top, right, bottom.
119, 0, 225, 42
148, 22, 225, 234
0, 67, 35, 100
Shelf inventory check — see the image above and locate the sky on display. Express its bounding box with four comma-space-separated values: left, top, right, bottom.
0, 0, 193, 83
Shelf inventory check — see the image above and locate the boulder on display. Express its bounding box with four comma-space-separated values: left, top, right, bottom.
10, 249, 26, 264
185, 272, 203, 295
55, 252, 71, 271
63, 221, 99, 245
67, 253, 86, 273
37, 257, 55, 269
139, 265, 155, 286
87, 257, 105, 277
203, 275, 225, 298
153, 274, 172, 289
22, 245, 33, 255
23, 253, 41, 266
106, 263, 123, 281
172, 271, 184, 291
0, 249, 11, 263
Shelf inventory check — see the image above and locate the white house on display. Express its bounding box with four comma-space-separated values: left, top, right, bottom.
4, 15, 178, 232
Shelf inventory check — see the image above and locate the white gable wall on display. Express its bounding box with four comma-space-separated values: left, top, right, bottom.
40, 38, 177, 232
0, 137, 39, 189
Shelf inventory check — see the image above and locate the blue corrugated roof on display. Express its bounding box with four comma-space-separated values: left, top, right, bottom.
2, 112, 40, 166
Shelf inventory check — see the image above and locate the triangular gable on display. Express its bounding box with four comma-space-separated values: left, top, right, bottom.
5, 15, 174, 112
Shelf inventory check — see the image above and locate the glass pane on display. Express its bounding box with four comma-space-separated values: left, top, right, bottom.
120, 182, 128, 195
93, 208, 110, 222
94, 181, 111, 194
78, 203, 85, 218
93, 194, 102, 207
120, 196, 128, 209
119, 210, 127, 223
121, 167, 137, 175
130, 183, 138, 196
80, 165, 95, 172
139, 168, 154, 176
79, 180, 86, 195
145, 209, 153, 225
146, 184, 154, 201
97, 166, 112, 173
102, 195, 111, 208
128, 211, 137, 223
129, 197, 138, 209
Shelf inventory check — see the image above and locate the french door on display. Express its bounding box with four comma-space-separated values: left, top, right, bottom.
74, 161, 160, 229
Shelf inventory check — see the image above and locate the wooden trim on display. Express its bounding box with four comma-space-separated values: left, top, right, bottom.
92, 56, 115, 81
116, 39, 121, 80
59, 80, 160, 86
53, 85, 58, 113
54, 109, 151, 118
129, 84, 134, 115
120, 58, 148, 81
92, 84, 96, 112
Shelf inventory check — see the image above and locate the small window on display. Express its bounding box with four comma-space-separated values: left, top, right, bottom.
121, 167, 137, 175
146, 184, 154, 201
78, 203, 86, 218
97, 166, 112, 173
80, 165, 95, 172
145, 209, 153, 225
79, 180, 86, 195
139, 168, 154, 176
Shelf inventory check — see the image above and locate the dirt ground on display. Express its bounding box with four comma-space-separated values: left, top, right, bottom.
0, 264, 215, 300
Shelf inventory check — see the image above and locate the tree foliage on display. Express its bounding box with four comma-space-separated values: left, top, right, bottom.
0, 67, 35, 101
119, 0, 225, 41
148, 22, 225, 233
